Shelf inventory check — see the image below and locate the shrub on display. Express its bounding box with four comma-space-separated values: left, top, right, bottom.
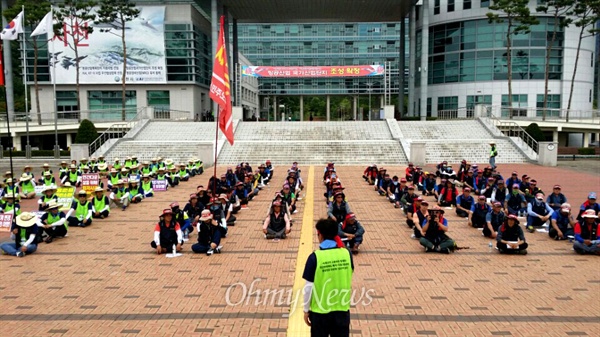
524, 123, 545, 142
578, 148, 595, 155
74, 119, 99, 144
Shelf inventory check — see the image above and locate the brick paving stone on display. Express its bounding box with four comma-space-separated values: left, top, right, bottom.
0, 164, 598, 336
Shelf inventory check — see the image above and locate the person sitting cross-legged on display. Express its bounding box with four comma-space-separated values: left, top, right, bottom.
468, 195, 491, 228
573, 209, 600, 255
91, 187, 111, 219
496, 214, 528, 255
419, 206, 456, 254
455, 187, 474, 218
438, 180, 458, 207
328, 191, 351, 224
150, 209, 183, 255
338, 213, 365, 254
526, 193, 554, 233
192, 210, 223, 255
0, 212, 39, 257
483, 202, 505, 238
110, 180, 130, 211
549, 203, 576, 240
66, 190, 93, 227
18, 173, 36, 200
263, 201, 291, 239
37, 185, 58, 211
39, 200, 68, 244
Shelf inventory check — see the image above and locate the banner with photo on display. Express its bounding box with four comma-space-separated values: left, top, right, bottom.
241, 65, 385, 78
51, 6, 166, 84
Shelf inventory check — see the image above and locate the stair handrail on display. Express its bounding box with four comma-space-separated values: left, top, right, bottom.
485, 111, 539, 154
88, 107, 146, 155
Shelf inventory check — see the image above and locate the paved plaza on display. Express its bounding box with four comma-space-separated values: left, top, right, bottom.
0, 163, 599, 336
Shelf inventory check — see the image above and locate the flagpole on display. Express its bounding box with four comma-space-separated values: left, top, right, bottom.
213, 107, 219, 197
1, 43, 15, 182
50, 6, 59, 158
21, 5, 31, 158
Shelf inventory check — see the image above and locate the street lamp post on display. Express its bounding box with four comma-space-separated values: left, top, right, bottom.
366, 82, 373, 121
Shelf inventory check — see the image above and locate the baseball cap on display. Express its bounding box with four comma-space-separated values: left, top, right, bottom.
588, 192, 597, 200
464, 187, 471, 192
535, 193, 544, 200
560, 203, 571, 212
512, 184, 519, 189
478, 195, 486, 200
553, 185, 561, 189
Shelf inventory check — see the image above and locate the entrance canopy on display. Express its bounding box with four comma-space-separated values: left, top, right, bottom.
218, 0, 413, 23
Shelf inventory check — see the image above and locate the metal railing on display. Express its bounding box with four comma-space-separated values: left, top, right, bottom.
88, 108, 146, 156
153, 108, 192, 121
0, 108, 142, 128
437, 108, 475, 120
486, 106, 600, 124
486, 114, 539, 154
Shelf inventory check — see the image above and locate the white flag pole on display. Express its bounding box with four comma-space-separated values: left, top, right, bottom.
21, 5, 31, 157
50, 5, 59, 158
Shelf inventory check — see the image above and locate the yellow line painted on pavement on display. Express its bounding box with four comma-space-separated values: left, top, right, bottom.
287, 165, 314, 337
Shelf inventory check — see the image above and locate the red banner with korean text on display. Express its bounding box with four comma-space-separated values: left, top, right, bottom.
241, 65, 385, 78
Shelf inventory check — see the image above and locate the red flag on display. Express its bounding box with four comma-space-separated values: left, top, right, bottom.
209, 16, 234, 145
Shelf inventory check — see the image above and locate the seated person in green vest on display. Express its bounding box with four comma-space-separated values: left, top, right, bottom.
157, 157, 166, 170
88, 157, 98, 173
191, 209, 223, 255
39, 163, 53, 184
22, 165, 35, 182
164, 159, 175, 171
39, 200, 68, 243
18, 173, 36, 200
61, 164, 81, 187
140, 161, 152, 176
155, 168, 169, 190
66, 190, 93, 227
262, 200, 291, 239
0, 194, 22, 216
496, 214, 528, 255
58, 161, 69, 177
107, 168, 121, 190
167, 166, 179, 188
40, 171, 56, 187
302, 218, 353, 335
38, 185, 58, 211
177, 163, 190, 182
109, 179, 130, 211
151, 208, 183, 255
140, 174, 154, 197
131, 156, 139, 168
124, 156, 134, 169
338, 213, 365, 255
3, 170, 13, 184
81, 165, 92, 177
92, 187, 111, 219
186, 159, 196, 177
97, 155, 107, 170
149, 158, 159, 175
419, 206, 456, 254
79, 158, 89, 172
573, 209, 600, 255
112, 158, 122, 171
128, 178, 143, 204
194, 158, 204, 175
97, 163, 108, 176
129, 164, 141, 180
2, 178, 20, 201
0, 212, 39, 257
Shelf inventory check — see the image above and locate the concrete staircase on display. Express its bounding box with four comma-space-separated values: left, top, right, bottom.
396, 120, 530, 164
218, 121, 408, 165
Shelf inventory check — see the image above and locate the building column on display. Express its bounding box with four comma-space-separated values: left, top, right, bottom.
232, 18, 240, 107
300, 95, 304, 121
353, 95, 358, 120
380, 95, 384, 111
419, 0, 429, 121
408, 3, 416, 117
399, 15, 406, 119
12, 134, 21, 151
326, 95, 330, 121
552, 130, 559, 143
274, 96, 278, 121
211, 0, 219, 115
583, 132, 591, 147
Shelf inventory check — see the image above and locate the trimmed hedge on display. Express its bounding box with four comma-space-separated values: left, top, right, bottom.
75, 119, 99, 144
2, 150, 70, 157
578, 148, 596, 155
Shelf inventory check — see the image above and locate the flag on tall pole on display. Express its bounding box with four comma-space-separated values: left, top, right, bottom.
209, 15, 234, 146
0, 11, 24, 40
31, 10, 53, 37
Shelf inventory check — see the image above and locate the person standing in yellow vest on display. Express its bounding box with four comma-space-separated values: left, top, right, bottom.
302, 218, 354, 337
489, 141, 498, 170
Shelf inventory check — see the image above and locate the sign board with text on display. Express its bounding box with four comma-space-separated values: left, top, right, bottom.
82, 173, 100, 195
0, 214, 13, 232
152, 180, 167, 192
56, 186, 76, 211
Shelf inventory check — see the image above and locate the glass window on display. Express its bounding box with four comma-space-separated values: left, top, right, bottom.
464, 0, 472, 10
88, 91, 137, 120
481, 0, 490, 8
56, 91, 79, 119
536, 94, 561, 116
434, 0, 440, 15
427, 98, 432, 117
147, 91, 170, 110
501, 94, 528, 117
437, 96, 458, 111
448, 0, 455, 12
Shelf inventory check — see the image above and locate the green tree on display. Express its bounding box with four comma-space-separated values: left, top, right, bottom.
524, 123, 546, 142
566, 0, 600, 119
487, 0, 539, 119
536, 0, 574, 121
4, 0, 52, 125
54, 0, 96, 121
95, 0, 140, 121
74, 119, 99, 144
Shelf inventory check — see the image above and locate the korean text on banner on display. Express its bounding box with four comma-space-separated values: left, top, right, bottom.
241, 65, 385, 78
151, 180, 167, 192
82, 173, 100, 194
56, 186, 75, 211
0, 214, 13, 232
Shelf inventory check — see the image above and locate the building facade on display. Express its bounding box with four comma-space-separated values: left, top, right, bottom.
413, 0, 596, 118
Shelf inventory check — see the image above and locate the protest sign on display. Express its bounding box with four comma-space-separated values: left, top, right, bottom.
152, 180, 167, 192
82, 173, 100, 195
0, 214, 13, 232
56, 186, 75, 211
